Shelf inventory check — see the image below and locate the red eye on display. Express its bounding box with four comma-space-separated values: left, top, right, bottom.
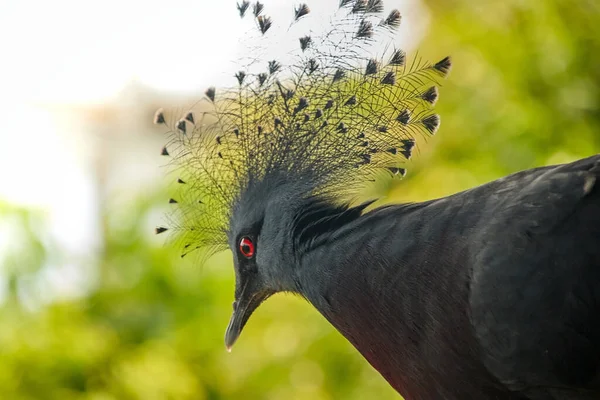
239, 237, 255, 258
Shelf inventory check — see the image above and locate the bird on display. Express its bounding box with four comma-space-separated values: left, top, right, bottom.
153, 1, 600, 399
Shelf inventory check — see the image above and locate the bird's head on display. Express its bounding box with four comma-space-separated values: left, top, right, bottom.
154, 0, 450, 350
224, 174, 310, 349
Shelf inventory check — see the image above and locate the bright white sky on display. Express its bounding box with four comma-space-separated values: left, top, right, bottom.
0, 0, 428, 302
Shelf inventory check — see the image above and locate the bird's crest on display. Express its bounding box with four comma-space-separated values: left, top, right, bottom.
154, 0, 451, 260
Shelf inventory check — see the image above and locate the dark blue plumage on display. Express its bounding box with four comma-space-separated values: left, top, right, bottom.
154, 1, 600, 398
299, 155, 600, 399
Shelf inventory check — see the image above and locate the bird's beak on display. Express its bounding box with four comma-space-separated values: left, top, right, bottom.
225, 273, 272, 351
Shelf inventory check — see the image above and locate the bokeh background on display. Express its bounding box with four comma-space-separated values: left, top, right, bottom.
1, 0, 599, 399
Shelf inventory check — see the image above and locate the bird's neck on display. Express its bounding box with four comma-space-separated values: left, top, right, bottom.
294, 204, 422, 391
293, 201, 483, 397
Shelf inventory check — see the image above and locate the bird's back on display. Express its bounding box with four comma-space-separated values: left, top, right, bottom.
470, 154, 600, 399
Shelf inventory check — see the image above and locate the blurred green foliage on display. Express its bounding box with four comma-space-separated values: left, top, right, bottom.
1, 0, 599, 399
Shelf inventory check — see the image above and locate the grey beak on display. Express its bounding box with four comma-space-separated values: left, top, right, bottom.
224, 276, 272, 351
